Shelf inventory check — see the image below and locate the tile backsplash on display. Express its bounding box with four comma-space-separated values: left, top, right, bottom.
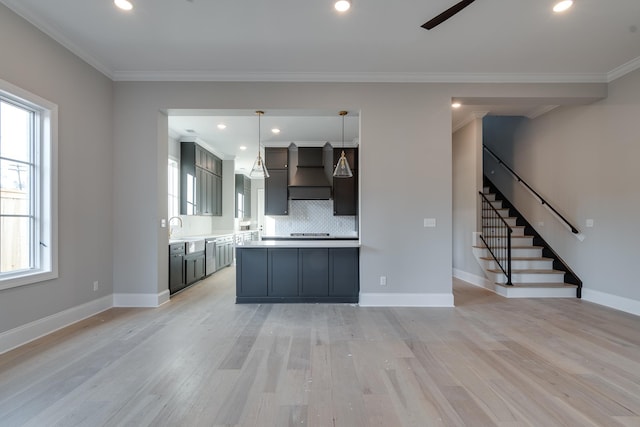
269, 200, 357, 236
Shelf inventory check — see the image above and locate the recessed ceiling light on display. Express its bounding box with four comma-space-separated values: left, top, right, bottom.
114, 0, 133, 11
217, 123, 227, 130
553, 1, 573, 13
271, 128, 281, 134
239, 146, 247, 151
335, 0, 351, 12
451, 102, 462, 109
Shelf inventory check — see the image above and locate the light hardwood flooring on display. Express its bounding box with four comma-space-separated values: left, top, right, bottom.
1, 269, 640, 426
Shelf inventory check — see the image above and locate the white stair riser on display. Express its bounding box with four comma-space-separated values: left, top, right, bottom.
474, 247, 544, 259
481, 259, 554, 270
489, 200, 504, 209
481, 236, 534, 246
490, 272, 566, 284
482, 193, 496, 201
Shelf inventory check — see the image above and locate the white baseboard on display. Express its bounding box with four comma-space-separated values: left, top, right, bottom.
0, 295, 113, 355
359, 292, 454, 307
582, 288, 640, 317
453, 268, 492, 290
113, 290, 170, 308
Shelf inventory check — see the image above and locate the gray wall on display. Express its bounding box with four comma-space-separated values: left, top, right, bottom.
113, 82, 456, 298
453, 118, 485, 278
0, 0, 619, 337
0, 5, 113, 333
483, 67, 640, 302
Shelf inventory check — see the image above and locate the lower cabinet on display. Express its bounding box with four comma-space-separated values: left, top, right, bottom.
299, 248, 329, 297
268, 248, 299, 296
169, 243, 186, 295
236, 248, 268, 297
185, 252, 206, 285
236, 247, 359, 303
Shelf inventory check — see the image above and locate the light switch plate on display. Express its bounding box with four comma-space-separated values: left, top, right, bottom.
586, 219, 594, 228
424, 218, 436, 227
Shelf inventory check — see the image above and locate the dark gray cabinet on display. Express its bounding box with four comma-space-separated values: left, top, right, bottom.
265, 169, 288, 215
236, 247, 359, 303
268, 248, 299, 296
329, 248, 359, 296
236, 248, 268, 297
333, 148, 358, 216
264, 148, 288, 215
299, 248, 329, 297
169, 243, 186, 294
181, 142, 222, 216
265, 148, 288, 169
215, 235, 234, 271
184, 252, 205, 285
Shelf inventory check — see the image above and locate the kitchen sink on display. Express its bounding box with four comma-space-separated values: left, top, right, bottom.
182, 237, 206, 253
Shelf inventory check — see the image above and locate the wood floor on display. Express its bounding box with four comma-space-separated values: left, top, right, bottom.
1, 269, 640, 426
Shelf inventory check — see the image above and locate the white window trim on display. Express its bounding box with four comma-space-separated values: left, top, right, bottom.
0, 78, 58, 291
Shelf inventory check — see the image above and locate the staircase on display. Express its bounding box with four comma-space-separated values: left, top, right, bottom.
473, 185, 579, 298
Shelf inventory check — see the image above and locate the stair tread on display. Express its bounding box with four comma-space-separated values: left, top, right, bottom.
495, 282, 577, 288
487, 268, 565, 274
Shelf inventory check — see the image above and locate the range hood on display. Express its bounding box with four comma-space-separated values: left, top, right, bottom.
288, 146, 332, 200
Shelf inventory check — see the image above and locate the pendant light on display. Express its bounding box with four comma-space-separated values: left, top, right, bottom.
250, 110, 270, 178
333, 110, 353, 178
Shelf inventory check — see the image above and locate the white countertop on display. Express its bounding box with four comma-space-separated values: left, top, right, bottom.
169, 230, 257, 244
236, 240, 360, 248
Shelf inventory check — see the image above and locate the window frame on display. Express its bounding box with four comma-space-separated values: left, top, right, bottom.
0, 79, 58, 290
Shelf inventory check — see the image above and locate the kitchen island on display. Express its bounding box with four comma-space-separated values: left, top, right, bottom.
235, 240, 360, 304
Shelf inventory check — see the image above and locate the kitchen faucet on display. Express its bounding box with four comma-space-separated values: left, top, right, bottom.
168, 216, 183, 238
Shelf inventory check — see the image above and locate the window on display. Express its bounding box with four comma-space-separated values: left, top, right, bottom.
0, 79, 57, 290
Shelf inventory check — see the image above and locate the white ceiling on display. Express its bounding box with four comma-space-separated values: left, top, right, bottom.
2, 0, 639, 82
4, 0, 639, 171
168, 110, 360, 173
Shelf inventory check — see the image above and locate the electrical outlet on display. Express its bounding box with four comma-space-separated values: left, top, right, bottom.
380, 276, 387, 286
586, 219, 594, 228
93, 281, 99, 291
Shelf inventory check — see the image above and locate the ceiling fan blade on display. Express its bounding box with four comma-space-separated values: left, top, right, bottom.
421, 0, 476, 30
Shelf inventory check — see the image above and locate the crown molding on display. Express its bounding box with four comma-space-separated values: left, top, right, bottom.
112, 70, 610, 84
453, 111, 488, 133
526, 105, 560, 119
1, 1, 114, 79
607, 56, 640, 82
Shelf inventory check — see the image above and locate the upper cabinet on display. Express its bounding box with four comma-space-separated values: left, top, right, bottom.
265, 147, 289, 170
180, 142, 223, 216
264, 147, 289, 215
235, 174, 251, 219
332, 147, 358, 216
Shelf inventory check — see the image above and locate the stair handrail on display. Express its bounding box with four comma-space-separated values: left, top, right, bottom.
479, 191, 512, 286
483, 145, 580, 235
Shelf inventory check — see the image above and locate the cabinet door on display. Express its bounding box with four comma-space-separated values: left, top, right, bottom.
299, 248, 329, 297
213, 174, 222, 216
265, 147, 288, 169
268, 248, 299, 296
265, 169, 288, 215
236, 248, 268, 296
332, 170, 357, 216
195, 254, 206, 280
169, 253, 184, 294
185, 256, 197, 285
195, 168, 205, 215
329, 248, 359, 297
